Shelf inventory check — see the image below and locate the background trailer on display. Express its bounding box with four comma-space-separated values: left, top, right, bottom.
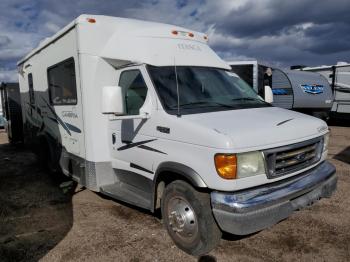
0, 86, 3, 128
228, 61, 333, 119
295, 62, 350, 116
0, 82, 23, 142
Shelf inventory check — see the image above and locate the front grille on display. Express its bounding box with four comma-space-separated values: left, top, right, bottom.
264, 137, 323, 179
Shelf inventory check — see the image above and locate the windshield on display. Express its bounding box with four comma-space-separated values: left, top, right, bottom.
147, 65, 269, 115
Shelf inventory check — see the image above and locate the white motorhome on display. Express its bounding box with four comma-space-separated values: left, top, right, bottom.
297, 62, 350, 115
18, 15, 337, 255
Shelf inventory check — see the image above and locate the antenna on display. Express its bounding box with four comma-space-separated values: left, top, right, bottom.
174, 57, 181, 117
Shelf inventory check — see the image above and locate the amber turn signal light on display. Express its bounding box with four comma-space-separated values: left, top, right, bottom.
214, 154, 237, 179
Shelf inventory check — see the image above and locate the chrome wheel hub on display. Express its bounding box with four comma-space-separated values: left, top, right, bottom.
167, 196, 198, 241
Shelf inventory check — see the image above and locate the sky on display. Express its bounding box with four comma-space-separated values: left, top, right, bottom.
0, 0, 349, 82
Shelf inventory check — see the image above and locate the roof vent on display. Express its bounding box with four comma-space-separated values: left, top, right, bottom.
337, 61, 348, 66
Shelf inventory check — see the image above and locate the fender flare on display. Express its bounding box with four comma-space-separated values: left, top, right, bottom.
151, 162, 208, 212
154, 161, 207, 188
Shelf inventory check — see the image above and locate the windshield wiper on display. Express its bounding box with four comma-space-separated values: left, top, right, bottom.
170, 101, 236, 109
231, 97, 265, 103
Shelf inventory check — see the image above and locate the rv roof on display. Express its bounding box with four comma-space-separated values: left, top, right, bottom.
18, 15, 230, 70
227, 60, 274, 68
302, 63, 350, 70
17, 18, 76, 65
227, 60, 258, 66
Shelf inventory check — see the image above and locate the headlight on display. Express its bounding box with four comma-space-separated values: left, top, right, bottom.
323, 133, 329, 152
215, 151, 265, 180
237, 151, 265, 178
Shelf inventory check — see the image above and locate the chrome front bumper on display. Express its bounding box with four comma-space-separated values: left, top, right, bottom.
211, 161, 337, 235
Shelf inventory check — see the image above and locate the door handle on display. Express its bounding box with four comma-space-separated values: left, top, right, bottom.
112, 133, 116, 144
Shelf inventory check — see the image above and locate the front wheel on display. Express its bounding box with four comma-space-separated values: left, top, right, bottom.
161, 180, 222, 256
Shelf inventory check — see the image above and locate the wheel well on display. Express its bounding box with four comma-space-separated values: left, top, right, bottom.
35, 135, 50, 158
36, 134, 62, 173
153, 171, 209, 212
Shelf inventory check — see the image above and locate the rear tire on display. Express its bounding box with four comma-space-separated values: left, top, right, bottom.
37, 139, 63, 181
36, 139, 49, 169
161, 180, 222, 256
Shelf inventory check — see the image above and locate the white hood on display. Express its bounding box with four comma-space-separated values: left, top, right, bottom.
181, 107, 328, 151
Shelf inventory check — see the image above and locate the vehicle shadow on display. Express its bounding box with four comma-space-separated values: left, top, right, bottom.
97, 191, 156, 217
196, 232, 258, 261
0, 138, 75, 262
333, 146, 350, 165
221, 231, 258, 241
328, 116, 350, 127
198, 254, 217, 262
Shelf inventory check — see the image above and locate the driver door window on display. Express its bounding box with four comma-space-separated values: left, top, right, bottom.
119, 70, 148, 115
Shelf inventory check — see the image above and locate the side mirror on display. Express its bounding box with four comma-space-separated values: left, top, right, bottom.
101, 86, 125, 115
264, 85, 274, 103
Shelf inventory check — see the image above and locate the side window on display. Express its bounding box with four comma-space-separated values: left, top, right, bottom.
119, 70, 148, 115
48, 58, 77, 105
28, 73, 35, 104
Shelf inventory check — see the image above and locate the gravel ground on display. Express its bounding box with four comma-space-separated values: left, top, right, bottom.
0, 125, 349, 262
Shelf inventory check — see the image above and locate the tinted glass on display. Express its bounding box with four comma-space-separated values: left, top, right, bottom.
148, 66, 268, 115
119, 70, 148, 115
48, 58, 77, 105
28, 73, 35, 104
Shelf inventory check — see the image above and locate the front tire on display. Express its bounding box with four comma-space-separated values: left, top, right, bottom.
161, 180, 222, 256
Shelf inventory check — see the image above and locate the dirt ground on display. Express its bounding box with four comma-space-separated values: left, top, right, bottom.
0, 124, 349, 262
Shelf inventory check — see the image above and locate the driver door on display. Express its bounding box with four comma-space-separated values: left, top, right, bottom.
109, 66, 155, 183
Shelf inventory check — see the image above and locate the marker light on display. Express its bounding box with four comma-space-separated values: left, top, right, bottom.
323, 133, 330, 152
171, 30, 194, 37
87, 18, 96, 23
215, 154, 237, 179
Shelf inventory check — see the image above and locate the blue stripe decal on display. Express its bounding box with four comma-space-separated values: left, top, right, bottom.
272, 89, 289, 95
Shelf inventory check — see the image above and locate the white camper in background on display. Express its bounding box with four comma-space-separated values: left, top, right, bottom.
297, 62, 350, 116
18, 15, 337, 255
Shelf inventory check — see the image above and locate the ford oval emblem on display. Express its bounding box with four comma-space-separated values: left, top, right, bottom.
300, 84, 324, 94
295, 152, 307, 161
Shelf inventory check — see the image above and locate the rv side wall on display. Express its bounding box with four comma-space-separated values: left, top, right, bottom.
334, 66, 350, 113
76, 53, 119, 188
18, 27, 88, 184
